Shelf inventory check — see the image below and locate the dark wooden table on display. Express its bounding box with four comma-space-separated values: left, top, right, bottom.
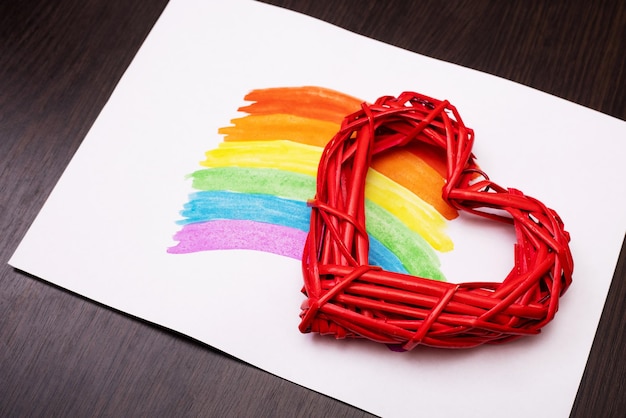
1, 1, 624, 416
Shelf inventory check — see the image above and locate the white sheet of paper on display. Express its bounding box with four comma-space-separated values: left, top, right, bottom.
10, 1, 626, 416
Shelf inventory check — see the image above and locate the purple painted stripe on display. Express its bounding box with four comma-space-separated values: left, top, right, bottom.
168, 219, 307, 259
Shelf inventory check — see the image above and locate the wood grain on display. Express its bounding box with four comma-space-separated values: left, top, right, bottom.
1, 0, 624, 416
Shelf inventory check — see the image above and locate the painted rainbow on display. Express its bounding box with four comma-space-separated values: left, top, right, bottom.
168, 86, 457, 281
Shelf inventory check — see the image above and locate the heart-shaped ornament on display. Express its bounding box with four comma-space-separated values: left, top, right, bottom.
299, 92, 573, 350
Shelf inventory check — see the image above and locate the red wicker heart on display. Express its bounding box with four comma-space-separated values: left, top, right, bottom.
299, 92, 573, 350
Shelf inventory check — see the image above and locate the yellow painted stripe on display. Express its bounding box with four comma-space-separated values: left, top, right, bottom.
365, 170, 453, 251
201, 140, 321, 177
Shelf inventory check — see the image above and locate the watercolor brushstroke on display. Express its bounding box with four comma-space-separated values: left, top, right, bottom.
169, 86, 456, 281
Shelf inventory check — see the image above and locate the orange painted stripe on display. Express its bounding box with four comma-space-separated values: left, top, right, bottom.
219, 114, 340, 148
238, 86, 363, 124
404, 142, 448, 179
